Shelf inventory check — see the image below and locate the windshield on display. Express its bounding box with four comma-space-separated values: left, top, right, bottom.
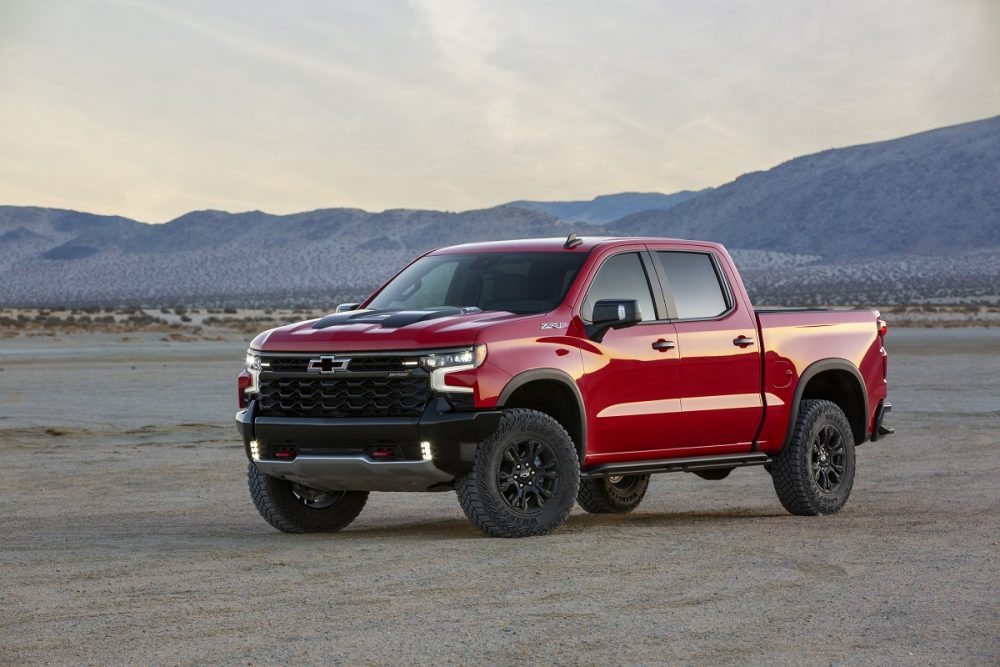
367, 252, 588, 314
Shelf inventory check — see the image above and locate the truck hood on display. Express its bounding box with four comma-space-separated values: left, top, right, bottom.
250, 307, 523, 352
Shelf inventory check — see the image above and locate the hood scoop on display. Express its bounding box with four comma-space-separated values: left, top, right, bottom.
312, 307, 482, 330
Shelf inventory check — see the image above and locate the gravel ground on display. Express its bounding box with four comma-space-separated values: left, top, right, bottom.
1, 328, 998, 665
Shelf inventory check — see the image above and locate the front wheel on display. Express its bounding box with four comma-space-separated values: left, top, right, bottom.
248, 463, 369, 533
456, 409, 580, 538
771, 399, 856, 516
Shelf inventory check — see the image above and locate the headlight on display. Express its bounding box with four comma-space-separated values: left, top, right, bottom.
421, 344, 486, 370
246, 351, 262, 372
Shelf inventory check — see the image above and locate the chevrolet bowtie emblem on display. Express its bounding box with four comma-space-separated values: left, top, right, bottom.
307, 355, 350, 374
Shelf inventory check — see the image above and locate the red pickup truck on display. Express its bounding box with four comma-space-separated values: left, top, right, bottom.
236, 236, 892, 538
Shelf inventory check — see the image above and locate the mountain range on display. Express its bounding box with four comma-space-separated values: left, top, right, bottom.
1, 115, 997, 308
507, 191, 707, 225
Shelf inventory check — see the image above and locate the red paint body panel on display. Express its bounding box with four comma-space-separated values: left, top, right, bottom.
247, 236, 889, 466
754, 311, 888, 451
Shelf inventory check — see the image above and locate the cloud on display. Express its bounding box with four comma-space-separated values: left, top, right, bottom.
0, 0, 997, 220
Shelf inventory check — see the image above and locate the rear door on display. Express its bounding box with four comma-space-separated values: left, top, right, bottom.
577, 248, 683, 462
651, 248, 763, 452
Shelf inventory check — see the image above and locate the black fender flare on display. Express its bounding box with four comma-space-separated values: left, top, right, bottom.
497, 368, 588, 460
783, 358, 869, 448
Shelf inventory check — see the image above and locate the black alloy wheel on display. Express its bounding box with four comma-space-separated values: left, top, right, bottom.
496, 438, 559, 514
771, 399, 857, 516
811, 424, 847, 493
456, 408, 579, 538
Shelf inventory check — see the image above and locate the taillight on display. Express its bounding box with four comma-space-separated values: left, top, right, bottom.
237, 370, 253, 408
877, 319, 887, 338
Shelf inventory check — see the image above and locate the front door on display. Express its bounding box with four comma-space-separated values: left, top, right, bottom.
578, 250, 683, 463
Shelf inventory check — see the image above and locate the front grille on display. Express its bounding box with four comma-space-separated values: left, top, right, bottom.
347, 356, 412, 373
261, 355, 414, 374
265, 357, 309, 373
258, 375, 429, 418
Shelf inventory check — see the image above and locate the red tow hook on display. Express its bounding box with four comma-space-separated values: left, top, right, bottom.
274, 448, 297, 460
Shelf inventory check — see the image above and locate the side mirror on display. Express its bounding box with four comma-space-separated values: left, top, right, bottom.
587, 299, 641, 342
335, 302, 360, 313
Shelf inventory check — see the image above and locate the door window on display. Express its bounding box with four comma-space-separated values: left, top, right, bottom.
657, 252, 729, 319
582, 252, 657, 322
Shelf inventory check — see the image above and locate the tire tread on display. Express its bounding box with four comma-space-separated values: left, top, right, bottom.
771, 399, 856, 516
456, 408, 579, 538
248, 462, 368, 533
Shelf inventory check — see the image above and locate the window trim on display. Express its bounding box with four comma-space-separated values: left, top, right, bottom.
651, 249, 735, 323
579, 250, 666, 324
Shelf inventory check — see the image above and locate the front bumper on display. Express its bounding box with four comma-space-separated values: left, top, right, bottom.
235, 398, 501, 492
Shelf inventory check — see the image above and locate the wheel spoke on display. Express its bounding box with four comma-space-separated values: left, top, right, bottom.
528, 440, 540, 460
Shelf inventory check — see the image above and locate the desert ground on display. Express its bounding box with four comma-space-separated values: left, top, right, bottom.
1, 322, 997, 665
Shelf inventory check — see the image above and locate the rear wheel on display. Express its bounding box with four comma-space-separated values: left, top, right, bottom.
247, 463, 369, 533
456, 409, 579, 538
577, 474, 649, 514
771, 399, 856, 516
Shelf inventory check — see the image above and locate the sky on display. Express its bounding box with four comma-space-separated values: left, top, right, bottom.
0, 0, 998, 222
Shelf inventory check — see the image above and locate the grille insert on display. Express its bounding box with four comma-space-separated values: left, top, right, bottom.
258, 375, 428, 418
264, 357, 310, 373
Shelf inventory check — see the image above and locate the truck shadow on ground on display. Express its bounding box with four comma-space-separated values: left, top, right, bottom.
320, 507, 789, 541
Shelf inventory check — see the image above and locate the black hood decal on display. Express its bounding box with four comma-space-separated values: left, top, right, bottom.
312, 307, 482, 330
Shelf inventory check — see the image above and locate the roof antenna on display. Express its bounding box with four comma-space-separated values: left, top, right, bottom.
564, 233, 583, 249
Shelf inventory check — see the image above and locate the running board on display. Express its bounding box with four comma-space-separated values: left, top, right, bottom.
580, 452, 772, 479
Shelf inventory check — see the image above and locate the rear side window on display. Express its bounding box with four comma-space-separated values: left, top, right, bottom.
582, 252, 657, 322
657, 251, 729, 319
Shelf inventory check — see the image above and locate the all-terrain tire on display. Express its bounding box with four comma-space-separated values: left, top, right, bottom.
771, 399, 856, 516
577, 475, 650, 514
456, 408, 580, 538
248, 462, 369, 533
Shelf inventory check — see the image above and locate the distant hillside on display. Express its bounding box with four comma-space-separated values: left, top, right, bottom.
611, 115, 1000, 257
509, 191, 706, 225
1, 117, 997, 308
0, 205, 601, 306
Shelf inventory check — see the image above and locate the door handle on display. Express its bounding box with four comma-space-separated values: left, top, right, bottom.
652, 339, 676, 351
733, 335, 755, 348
